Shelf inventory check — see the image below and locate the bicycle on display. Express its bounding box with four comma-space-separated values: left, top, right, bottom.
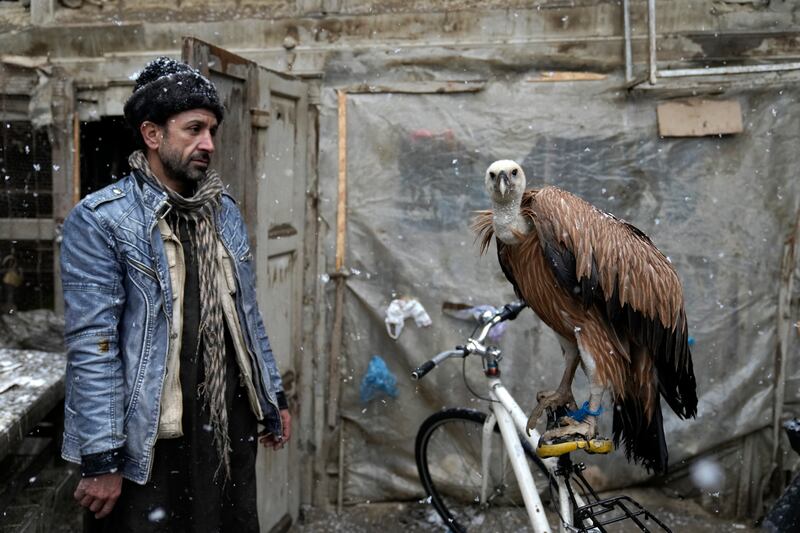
412, 301, 672, 533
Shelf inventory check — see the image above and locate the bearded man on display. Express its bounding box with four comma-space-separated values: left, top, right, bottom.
60, 57, 291, 532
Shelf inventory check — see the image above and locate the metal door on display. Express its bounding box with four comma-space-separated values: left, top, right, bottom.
183, 38, 309, 533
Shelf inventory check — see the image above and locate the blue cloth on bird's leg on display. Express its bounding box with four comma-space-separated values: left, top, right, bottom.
567, 401, 603, 422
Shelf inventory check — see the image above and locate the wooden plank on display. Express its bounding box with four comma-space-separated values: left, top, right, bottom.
344, 80, 485, 94
0, 220, 55, 241
182, 36, 254, 80
657, 98, 743, 137
0, 95, 29, 120
526, 71, 607, 82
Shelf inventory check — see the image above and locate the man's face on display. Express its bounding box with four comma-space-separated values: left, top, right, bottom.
157, 109, 218, 186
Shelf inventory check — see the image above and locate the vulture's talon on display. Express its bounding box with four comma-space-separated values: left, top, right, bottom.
525, 416, 536, 437
527, 388, 577, 433
557, 416, 581, 427
541, 419, 598, 443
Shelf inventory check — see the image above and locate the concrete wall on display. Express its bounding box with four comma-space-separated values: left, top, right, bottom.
2, 0, 799, 83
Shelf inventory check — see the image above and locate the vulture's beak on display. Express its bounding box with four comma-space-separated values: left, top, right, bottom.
497, 170, 509, 196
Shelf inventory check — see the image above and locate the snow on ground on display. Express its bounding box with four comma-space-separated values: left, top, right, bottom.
291, 488, 759, 532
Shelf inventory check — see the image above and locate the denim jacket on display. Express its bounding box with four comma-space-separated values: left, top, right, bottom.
60, 173, 284, 484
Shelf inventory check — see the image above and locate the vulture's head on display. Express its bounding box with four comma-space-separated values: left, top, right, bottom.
485, 160, 526, 204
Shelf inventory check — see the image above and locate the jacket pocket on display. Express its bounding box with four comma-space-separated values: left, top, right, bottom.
126, 256, 158, 281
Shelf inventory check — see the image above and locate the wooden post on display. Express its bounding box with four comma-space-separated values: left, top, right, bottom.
50, 72, 76, 316
335, 90, 348, 273
330, 90, 348, 513
71, 113, 80, 206
328, 90, 348, 428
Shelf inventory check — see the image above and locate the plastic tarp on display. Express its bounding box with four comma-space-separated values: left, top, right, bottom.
317, 77, 800, 513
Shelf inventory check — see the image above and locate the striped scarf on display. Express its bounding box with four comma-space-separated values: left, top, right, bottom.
129, 150, 232, 479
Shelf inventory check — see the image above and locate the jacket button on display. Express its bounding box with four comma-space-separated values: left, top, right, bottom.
170, 333, 178, 340
112, 188, 122, 195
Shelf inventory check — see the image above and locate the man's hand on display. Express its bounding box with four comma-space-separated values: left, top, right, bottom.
259, 409, 292, 450
74, 472, 123, 519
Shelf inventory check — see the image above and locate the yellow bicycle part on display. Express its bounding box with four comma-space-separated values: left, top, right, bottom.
536, 438, 613, 458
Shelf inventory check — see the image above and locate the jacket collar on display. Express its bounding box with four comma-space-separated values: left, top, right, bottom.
130, 171, 171, 218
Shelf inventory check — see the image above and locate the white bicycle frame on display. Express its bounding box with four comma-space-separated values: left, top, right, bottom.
418, 307, 591, 533
484, 378, 586, 533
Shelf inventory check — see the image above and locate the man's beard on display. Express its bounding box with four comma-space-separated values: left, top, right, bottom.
158, 144, 208, 189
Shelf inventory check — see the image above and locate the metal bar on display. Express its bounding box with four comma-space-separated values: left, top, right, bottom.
490, 380, 586, 521
481, 412, 496, 505
490, 380, 543, 445
615, 499, 648, 530
623, 0, 633, 83
557, 473, 572, 533
648, 0, 657, 84
492, 398, 552, 533
574, 468, 602, 502
659, 62, 800, 78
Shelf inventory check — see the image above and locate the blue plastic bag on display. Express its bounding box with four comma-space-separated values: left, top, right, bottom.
359, 355, 398, 403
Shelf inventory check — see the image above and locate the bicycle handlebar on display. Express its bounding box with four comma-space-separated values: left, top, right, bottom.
411, 361, 436, 380
410, 301, 527, 380
411, 347, 466, 380
497, 300, 527, 322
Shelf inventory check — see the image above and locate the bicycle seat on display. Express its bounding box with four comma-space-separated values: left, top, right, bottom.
536, 437, 613, 458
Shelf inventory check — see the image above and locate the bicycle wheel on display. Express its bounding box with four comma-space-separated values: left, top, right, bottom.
415, 408, 552, 533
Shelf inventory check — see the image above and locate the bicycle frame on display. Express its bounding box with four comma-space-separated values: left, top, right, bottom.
425, 306, 585, 533
415, 302, 671, 533
482, 378, 585, 533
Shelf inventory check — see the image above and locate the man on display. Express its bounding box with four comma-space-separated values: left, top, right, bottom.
60, 57, 291, 532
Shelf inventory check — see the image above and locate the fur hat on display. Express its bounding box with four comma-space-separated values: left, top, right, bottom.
124, 56, 224, 133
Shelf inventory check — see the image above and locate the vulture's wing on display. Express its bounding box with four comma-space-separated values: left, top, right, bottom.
529, 187, 696, 419
497, 240, 523, 299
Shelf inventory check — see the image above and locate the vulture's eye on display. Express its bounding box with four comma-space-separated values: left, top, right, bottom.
511, 168, 518, 176
489, 172, 496, 179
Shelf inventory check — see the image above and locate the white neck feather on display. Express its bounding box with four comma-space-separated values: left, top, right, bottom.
492, 198, 532, 245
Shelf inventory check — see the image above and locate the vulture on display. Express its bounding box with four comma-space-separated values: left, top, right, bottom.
473, 160, 697, 473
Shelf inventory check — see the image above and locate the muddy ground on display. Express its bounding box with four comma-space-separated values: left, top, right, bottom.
292, 487, 759, 532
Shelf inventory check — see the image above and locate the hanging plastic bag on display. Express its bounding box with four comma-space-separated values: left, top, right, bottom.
384, 298, 432, 340
359, 355, 398, 403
